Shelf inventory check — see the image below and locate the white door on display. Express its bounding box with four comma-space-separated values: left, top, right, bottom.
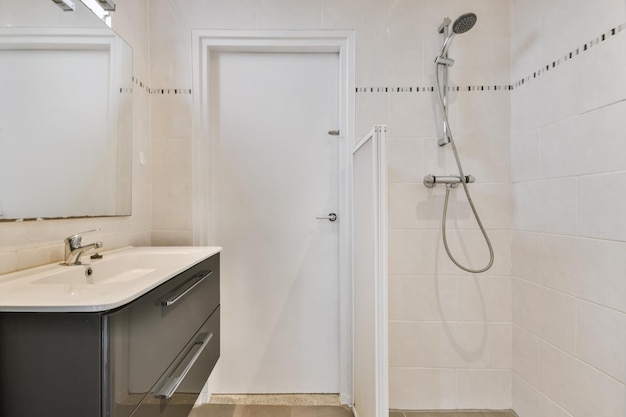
209, 51, 340, 393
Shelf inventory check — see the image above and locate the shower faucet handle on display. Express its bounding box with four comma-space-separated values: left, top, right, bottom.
423, 174, 475, 188
424, 174, 436, 188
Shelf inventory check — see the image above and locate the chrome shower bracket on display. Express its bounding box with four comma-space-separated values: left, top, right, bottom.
438, 17, 452, 34
435, 56, 455, 67
438, 136, 451, 147
423, 174, 476, 188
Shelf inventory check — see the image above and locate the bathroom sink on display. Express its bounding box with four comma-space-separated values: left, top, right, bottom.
30, 250, 200, 286
31, 265, 155, 286
0, 246, 221, 312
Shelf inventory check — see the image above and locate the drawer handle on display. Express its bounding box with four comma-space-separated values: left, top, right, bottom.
159, 270, 213, 307
153, 332, 214, 399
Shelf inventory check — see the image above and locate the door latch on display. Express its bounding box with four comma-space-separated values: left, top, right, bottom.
316, 213, 337, 222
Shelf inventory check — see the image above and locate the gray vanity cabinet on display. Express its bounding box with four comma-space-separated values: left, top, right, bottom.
0, 253, 220, 417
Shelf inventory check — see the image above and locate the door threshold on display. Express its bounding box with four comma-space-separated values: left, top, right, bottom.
209, 394, 341, 406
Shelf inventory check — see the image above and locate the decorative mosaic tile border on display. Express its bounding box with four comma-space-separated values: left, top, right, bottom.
512, 22, 626, 88
356, 23, 626, 94
148, 87, 192, 95
132, 76, 149, 93
356, 85, 512, 93
125, 77, 192, 95
132, 23, 625, 96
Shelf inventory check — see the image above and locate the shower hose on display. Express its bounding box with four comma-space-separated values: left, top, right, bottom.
434, 62, 494, 273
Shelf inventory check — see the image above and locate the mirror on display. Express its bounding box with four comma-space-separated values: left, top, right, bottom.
0, 0, 132, 220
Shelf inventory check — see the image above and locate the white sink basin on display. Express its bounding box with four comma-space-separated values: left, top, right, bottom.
32, 265, 155, 286
30, 251, 198, 286
0, 246, 221, 312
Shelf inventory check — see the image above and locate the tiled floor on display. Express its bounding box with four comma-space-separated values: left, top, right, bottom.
391, 411, 517, 417
191, 395, 516, 417
189, 404, 353, 417
190, 406, 519, 417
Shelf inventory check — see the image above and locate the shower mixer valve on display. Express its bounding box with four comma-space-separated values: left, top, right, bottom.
423, 174, 475, 189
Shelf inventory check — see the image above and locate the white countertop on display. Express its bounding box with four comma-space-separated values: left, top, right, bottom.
0, 246, 221, 313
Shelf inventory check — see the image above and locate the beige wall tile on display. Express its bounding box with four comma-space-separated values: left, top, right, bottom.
388, 93, 439, 137
510, 130, 539, 182
457, 369, 512, 409
533, 58, 586, 127
388, 275, 457, 322
491, 39, 512, 86
322, 0, 387, 41
150, 42, 193, 87
151, 94, 193, 140
453, 92, 511, 138
255, 0, 322, 29
580, 32, 626, 112
578, 172, 626, 241
540, 235, 626, 312
490, 136, 512, 184
152, 186, 193, 230
16, 245, 64, 271
539, 342, 625, 417
512, 326, 541, 387
387, 138, 422, 184
513, 179, 577, 235
576, 300, 626, 382
151, 230, 193, 246
389, 322, 511, 369
389, 368, 457, 410
152, 139, 192, 186
511, 231, 540, 284
455, 276, 512, 323
512, 373, 572, 417
388, 229, 435, 275
511, 84, 541, 135
447, 38, 493, 87
539, 101, 626, 180
513, 279, 576, 354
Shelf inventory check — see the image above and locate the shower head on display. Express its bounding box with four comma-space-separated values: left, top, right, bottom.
436, 12, 478, 64
452, 13, 477, 34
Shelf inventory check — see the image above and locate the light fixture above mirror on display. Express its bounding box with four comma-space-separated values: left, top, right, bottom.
95, 0, 115, 12
51, 0, 75, 12
81, 0, 114, 26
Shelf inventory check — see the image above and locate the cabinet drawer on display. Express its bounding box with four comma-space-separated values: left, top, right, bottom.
107, 253, 219, 417
129, 307, 220, 417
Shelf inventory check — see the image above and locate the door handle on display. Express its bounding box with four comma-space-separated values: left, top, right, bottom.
316, 213, 337, 222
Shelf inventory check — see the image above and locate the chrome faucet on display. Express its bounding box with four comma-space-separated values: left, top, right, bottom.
62, 229, 103, 266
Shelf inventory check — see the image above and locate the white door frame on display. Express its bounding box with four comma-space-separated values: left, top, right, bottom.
191, 30, 355, 405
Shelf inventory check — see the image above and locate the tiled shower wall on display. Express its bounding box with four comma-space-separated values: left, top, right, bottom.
0, 0, 152, 273
148, 0, 513, 410
510, 0, 626, 416
381, 1, 513, 409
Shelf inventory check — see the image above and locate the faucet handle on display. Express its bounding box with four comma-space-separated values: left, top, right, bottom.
65, 229, 101, 245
